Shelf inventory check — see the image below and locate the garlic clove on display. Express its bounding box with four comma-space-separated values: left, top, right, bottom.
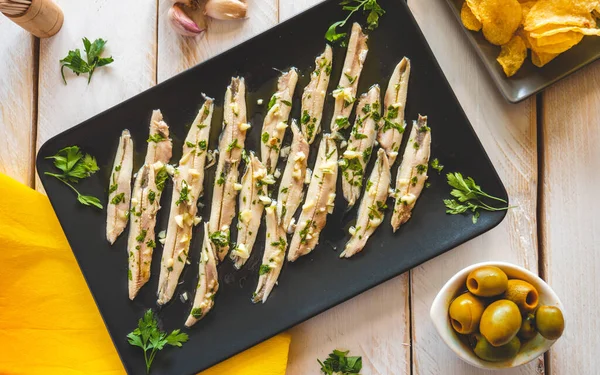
204, 0, 248, 20
169, 3, 206, 37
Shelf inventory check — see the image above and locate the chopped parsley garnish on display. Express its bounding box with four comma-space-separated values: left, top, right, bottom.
430, 158, 444, 174
335, 116, 351, 129
155, 165, 169, 192
344, 73, 357, 84
301, 110, 311, 125
136, 229, 147, 242
261, 132, 270, 144
176, 180, 190, 206
147, 133, 166, 143
191, 308, 203, 319
148, 190, 156, 204
416, 164, 428, 174
267, 95, 277, 110
111, 192, 125, 205
209, 230, 229, 248
281, 100, 292, 107
259, 264, 271, 275
226, 139, 241, 152
109, 183, 118, 194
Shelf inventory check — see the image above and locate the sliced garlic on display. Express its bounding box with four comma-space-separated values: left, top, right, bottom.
238, 122, 251, 131
401, 193, 417, 205
343, 150, 360, 159
233, 182, 243, 191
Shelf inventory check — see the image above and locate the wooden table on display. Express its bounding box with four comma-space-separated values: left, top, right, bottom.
1, 0, 598, 373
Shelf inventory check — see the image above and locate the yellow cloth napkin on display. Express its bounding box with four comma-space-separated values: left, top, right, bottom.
0, 173, 290, 375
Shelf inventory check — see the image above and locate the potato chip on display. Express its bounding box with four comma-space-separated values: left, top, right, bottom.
461, 2, 482, 31
531, 50, 559, 67
530, 25, 600, 37
524, 0, 595, 31
497, 35, 528, 77
532, 29, 584, 45
521, 1, 538, 20
478, 0, 523, 45
532, 33, 584, 53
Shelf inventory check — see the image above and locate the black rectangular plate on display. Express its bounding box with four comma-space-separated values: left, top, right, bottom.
37, 1, 508, 374
446, 0, 600, 103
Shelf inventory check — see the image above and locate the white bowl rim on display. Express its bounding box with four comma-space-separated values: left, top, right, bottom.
429, 261, 565, 370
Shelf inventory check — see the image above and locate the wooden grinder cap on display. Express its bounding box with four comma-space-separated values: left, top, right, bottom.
5, 0, 63, 38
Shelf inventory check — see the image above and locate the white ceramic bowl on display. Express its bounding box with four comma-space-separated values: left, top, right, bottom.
430, 261, 565, 369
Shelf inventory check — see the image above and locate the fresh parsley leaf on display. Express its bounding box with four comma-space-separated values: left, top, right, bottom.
44, 146, 102, 209
318, 349, 362, 374
127, 309, 188, 373
60, 38, 113, 84
325, 0, 385, 44
267, 94, 277, 110
444, 172, 513, 223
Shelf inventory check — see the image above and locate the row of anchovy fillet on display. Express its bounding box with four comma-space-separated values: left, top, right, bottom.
104, 22, 431, 327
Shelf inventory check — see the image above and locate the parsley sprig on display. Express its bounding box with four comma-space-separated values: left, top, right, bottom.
60, 37, 114, 84
45, 146, 102, 209
443, 172, 513, 223
318, 349, 362, 375
326, 0, 385, 45
127, 310, 189, 374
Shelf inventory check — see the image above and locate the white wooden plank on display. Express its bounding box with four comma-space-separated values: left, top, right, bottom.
407, 0, 540, 374
0, 19, 35, 186
36, 0, 157, 189
287, 274, 411, 374
279, 0, 324, 21
280, 1, 410, 374
541, 63, 600, 375
157, 0, 278, 82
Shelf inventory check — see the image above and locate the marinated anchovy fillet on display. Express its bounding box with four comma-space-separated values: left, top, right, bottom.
128, 114, 173, 299
391, 115, 431, 231
340, 85, 381, 207
301, 45, 333, 144
288, 135, 338, 262
329, 23, 369, 133
106, 129, 134, 244
209, 77, 249, 261
260, 69, 299, 174
340, 149, 391, 258
378, 57, 411, 165
145, 110, 173, 165
185, 223, 219, 327
276, 121, 309, 233
157, 99, 214, 305
230, 152, 268, 269
252, 202, 287, 303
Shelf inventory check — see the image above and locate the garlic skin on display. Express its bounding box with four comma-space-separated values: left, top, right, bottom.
169, 3, 206, 37
204, 0, 247, 20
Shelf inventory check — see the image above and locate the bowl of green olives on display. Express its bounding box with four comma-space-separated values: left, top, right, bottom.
430, 261, 565, 369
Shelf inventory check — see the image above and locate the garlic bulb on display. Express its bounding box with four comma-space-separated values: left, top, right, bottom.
204, 0, 247, 20
169, 3, 206, 37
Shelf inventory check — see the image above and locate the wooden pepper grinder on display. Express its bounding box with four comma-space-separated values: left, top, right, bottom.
1, 0, 63, 38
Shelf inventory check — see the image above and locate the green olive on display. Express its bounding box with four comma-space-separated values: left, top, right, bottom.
535, 305, 565, 340
467, 266, 508, 297
518, 313, 537, 340
504, 279, 539, 312
449, 292, 485, 334
480, 300, 522, 347
472, 334, 521, 362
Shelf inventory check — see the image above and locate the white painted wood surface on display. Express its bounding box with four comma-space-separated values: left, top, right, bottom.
35, 0, 157, 189
0, 0, 593, 374
0, 19, 35, 186
541, 63, 600, 375
407, 0, 541, 374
